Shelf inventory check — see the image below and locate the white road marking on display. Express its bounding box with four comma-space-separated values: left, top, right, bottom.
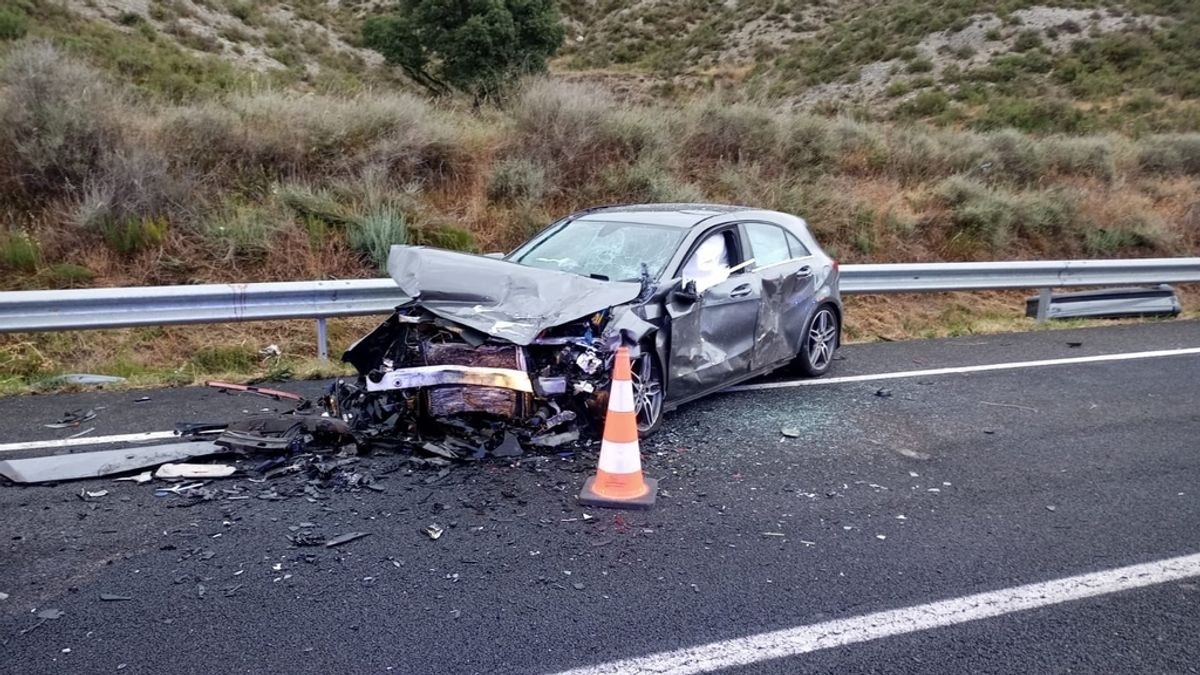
551, 552, 1200, 675
0, 431, 178, 455
726, 346, 1200, 392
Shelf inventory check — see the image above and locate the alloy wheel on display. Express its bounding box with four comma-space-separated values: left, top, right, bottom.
807, 308, 838, 371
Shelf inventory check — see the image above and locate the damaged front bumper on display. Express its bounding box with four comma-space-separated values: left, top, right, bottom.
366, 365, 534, 394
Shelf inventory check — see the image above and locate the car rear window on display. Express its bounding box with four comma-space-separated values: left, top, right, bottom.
746, 223, 791, 268
786, 231, 811, 257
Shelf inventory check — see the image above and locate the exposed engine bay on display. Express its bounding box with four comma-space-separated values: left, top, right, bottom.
320, 246, 658, 458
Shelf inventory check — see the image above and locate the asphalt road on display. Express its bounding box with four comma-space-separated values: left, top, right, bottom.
1, 320, 1198, 674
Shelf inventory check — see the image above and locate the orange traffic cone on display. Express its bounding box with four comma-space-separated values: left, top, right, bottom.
578, 346, 658, 510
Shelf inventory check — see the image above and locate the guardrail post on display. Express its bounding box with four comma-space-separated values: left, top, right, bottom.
1035, 287, 1052, 324
316, 318, 329, 361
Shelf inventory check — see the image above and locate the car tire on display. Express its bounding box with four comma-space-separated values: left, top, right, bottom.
629, 350, 665, 437
794, 304, 839, 378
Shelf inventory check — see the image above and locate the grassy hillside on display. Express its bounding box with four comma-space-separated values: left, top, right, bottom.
0, 1, 1198, 387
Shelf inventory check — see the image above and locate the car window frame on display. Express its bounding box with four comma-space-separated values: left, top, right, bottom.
672, 224, 748, 282
736, 220, 812, 272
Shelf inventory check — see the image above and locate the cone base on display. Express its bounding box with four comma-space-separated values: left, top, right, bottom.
578, 476, 658, 510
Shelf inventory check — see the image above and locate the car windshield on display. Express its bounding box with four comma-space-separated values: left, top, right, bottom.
509, 220, 685, 281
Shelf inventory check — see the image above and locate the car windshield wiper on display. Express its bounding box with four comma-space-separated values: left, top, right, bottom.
588, 272, 610, 281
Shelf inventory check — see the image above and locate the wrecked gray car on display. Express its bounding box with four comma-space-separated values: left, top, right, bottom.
334, 204, 842, 444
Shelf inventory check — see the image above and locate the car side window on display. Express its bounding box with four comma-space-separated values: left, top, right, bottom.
745, 223, 791, 268
681, 229, 741, 293
785, 231, 811, 257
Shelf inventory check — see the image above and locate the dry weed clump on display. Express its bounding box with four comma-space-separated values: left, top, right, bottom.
506, 79, 665, 194
0, 42, 125, 199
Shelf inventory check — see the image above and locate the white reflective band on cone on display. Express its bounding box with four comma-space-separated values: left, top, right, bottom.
608, 380, 635, 413
597, 439, 642, 474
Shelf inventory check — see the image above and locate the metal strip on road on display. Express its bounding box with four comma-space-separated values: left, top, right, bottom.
0, 430, 179, 455
549, 552, 1200, 675
725, 346, 1200, 393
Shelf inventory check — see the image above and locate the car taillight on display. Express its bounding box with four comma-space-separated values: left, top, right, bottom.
831, 260, 840, 274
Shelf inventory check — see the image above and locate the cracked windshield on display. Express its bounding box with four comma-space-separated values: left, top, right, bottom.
511, 220, 684, 281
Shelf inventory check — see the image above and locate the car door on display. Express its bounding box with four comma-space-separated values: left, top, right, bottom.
665, 227, 762, 401
744, 222, 816, 370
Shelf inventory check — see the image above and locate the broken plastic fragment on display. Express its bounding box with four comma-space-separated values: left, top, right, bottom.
324, 532, 370, 548
114, 471, 153, 484
50, 374, 126, 386
780, 427, 801, 438
99, 594, 132, 602
156, 463, 236, 479
423, 524, 444, 540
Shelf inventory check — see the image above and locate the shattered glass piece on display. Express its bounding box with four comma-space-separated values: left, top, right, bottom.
37, 608, 64, 620
422, 524, 444, 540
780, 427, 801, 438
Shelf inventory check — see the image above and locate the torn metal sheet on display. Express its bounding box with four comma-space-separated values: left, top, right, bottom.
0, 442, 223, 484
385, 246, 642, 345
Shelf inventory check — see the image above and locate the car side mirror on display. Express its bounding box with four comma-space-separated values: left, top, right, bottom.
671, 279, 701, 305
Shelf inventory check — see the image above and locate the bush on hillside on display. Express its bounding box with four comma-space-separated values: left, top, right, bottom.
363, 0, 565, 99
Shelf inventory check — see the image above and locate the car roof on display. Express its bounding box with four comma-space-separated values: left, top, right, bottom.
572, 203, 747, 228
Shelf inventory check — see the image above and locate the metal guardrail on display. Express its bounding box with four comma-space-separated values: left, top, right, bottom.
1, 258, 1198, 357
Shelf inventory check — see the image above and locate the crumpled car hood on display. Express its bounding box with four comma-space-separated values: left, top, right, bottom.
386, 245, 643, 345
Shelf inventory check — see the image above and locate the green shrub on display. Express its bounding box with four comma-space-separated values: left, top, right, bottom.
683, 104, 778, 163
43, 263, 95, 288
602, 160, 704, 204
978, 129, 1045, 185
0, 7, 28, 40
277, 184, 356, 226
1136, 134, 1200, 175
1013, 29, 1043, 52
0, 230, 39, 272
509, 79, 663, 191
191, 346, 258, 374
486, 158, 548, 204
907, 57, 934, 73
895, 89, 950, 119
0, 42, 124, 197
410, 224, 475, 252
348, 206, 408, 270
780, 114, 835, 172
102, 216, 168, 256
1083, 213, 1171, 254
1043, 136, 1118, 181
204, 206, 281, 259
936, 176, 1078, 248
362, 0, 565, 98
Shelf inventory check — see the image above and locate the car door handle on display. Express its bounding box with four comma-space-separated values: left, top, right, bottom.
797, 265, 812, 277
729, 283, 753, 298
